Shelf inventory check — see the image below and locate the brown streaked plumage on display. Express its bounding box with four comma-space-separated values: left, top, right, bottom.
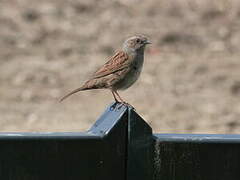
60, 35, 151, 104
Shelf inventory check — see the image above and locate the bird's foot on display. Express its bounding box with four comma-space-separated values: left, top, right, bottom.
110, 102, 118, 110
118, 101, 135, 110
110, 101, 135, 111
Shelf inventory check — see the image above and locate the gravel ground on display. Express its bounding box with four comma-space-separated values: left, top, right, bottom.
0, 0, 240, 133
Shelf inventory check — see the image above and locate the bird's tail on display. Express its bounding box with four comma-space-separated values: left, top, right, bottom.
59, 85, 90, 102
59, 78, 106, 102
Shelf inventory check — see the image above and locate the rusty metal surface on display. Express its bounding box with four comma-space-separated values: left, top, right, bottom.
153, 134, 240, 180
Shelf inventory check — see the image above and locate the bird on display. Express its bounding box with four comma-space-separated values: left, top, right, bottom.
60, 35, 151, 105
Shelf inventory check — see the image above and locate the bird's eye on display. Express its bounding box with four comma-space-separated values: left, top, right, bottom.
136, 38, 141, 43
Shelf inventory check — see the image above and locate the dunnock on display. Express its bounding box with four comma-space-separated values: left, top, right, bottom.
60, 35, 151, 104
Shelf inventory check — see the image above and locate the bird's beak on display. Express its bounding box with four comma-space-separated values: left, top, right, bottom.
144, 40, 151, 45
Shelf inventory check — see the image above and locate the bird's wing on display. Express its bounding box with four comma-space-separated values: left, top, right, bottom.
60, 51, 130, 102
92, 51, 130, 79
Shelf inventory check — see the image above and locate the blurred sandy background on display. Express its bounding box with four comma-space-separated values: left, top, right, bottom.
0, 0, 240, 133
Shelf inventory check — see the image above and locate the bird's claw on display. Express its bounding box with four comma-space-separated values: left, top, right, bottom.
117, 102, 135, 110
110, 101, 135, 111
110, 102, 119, 111
123, 102, 135, 110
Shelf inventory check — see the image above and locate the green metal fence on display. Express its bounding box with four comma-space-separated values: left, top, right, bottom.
0, 103, 239, 180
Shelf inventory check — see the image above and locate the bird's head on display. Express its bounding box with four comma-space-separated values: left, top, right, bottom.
123, 35, 151, 53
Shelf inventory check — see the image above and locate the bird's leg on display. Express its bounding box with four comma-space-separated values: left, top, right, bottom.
110, 90, 120, 110
114, 91, 125, 103
114, 91, 135, 110
111, 90, 119, 103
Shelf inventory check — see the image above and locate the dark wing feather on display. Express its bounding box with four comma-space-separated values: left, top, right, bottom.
93, 51, 129, 79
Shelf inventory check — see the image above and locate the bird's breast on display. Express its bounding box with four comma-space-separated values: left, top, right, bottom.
115, 54, 144, 90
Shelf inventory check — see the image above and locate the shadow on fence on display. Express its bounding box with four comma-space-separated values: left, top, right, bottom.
0, 103, 240, 180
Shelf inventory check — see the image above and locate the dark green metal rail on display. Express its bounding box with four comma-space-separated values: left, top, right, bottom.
0, 103, 239, 180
